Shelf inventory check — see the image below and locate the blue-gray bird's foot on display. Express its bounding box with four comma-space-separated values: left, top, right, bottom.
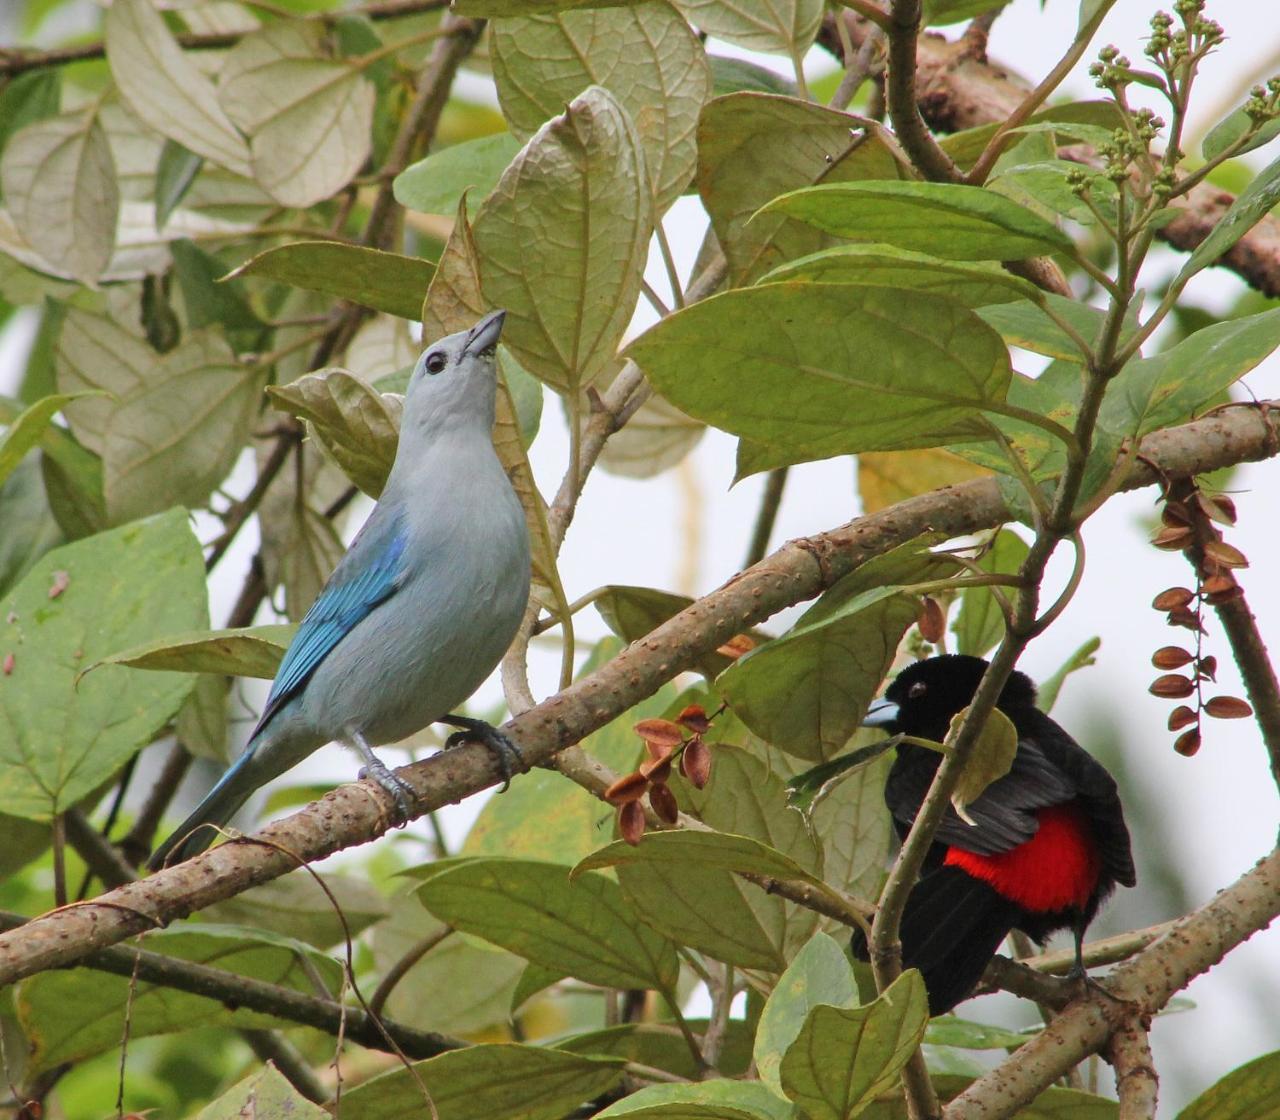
441, 715, 525, 791
351, 731, 415, 825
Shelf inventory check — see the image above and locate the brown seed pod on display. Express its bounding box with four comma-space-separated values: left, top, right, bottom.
619, 800, 646, 845
1201, 573, 1236, 597
1204, 696, 1254, 719
1167, 705, 1198, 731
917, 596, 946, 643
1150, 674, 1195, 699
1151, 525, 1195, 550
680, 738, 712, 789
1161, 501, 1192, 526
1195, 492, 1237, 526
1174, 728, 1202, 757
648, 781, 680, 824
1196, 655, 1218, 681
716, 634, 756, 660
1202, 539, 1249, 570
1152, 646, 1194, 669
1152, 587, 1195, 611
676, 705, 711, 734
1166, 607, 1204, 632
634, 718, 685, 749
1205, 584, 1244, 606
604, 770, 649, 806
639, 753, 673, 783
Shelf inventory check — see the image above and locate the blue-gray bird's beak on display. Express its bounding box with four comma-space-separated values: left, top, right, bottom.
863, 697, 900, 729
464, 309, 506, 357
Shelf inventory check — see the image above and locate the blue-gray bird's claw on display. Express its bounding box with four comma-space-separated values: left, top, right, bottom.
442, 715, 525, 791
355, 752, 415, 825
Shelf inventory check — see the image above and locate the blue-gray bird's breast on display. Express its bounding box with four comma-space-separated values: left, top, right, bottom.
296, 431, 530, 746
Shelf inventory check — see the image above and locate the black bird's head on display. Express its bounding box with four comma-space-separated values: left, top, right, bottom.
864, 654, 1038, 742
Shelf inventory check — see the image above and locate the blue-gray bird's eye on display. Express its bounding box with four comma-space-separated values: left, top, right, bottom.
424, 352, 446, 374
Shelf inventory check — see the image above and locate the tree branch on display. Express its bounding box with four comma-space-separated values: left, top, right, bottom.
1109, 1018, 1158, 1120
945, 846, 1280, 1118
0, 405, 1274, 986
885, 1, 962, 182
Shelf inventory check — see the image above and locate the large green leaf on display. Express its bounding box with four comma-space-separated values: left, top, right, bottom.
94, 623, 293, 679
595, 1079, 798, 1120
55, 308, 260, 522
16, 924, 344, 1072
779, 969, 930, 1120
473, 85, 653, 392
0, 109, 118, 285
491, 4, 710, 210
338, 1043, 626, 1120
416, 858, 680, 992
1177, 1049, 1280, 1120
0, 392, 98, 491
556, 1020, 754, 1081
0, 509, 205, 819
697, 93, 906, 285
104, 0, 252, 176
761, 245, 1039, 307
763, 180, 1075, 260
0, 454, 64, 599
396, 132, 522, 215
718, 542, 947, 760
228, 241, 435, 320
626, 284, 1011, 475
755, 932, 860, 1095
194, 1064, 330, 1120
808, 742, 892, 906
575, 830, 826, 887
1174, 151, 1280, 286
953, 529, 1029, 657
218, 19, 375, 208
204, 869, 389, 948
672, 0, 822, 56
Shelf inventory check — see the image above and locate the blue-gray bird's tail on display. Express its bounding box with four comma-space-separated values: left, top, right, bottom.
147, 747, 261, 870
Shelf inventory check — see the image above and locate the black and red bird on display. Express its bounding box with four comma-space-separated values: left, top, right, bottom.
860, 654, 1135, 1015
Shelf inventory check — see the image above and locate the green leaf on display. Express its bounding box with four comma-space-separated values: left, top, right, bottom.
218, 20, 375, 207
491, 5, 710, 210
396, 132, 521, 215
924, 0, 1009, 26
1203, 108, 1280, 163
1175, 151, 1280, 286
104, 0, 252, 176
1177, 1049, 1280, 1120
939, 101, 1122, 169
860, 1075, 1117, 1119
93, 623, 293, 679
154, 140, 204, 231
338, 1043, 626, 1120
0, 392, 97, 491
786, 739, 896, 811
194, 1064, 330, 1120
718, 542, 948, 760
671, 0, 822, 56
761, 244, 1040, 307
763, 181, 1075, 260
416, 858, 680, 992
0, 70, 62, 156
697, 93, 906, 285
175, 673, 230, 761
1100, 306, 1280, 439
617, 748, 820, 971
594, 1078, 798, 1120
454, 0, 637, 13
1036, 636, 1101, 714
473, 86, 653, 393
204, 869, 389, 948
755, 932, 860, 1094
953, 529, 1028, 657
778, 969, 930, 1120
925, 1016, 1036, 1049
267, 368, 402, 497
710, 55, 797, 98
0, 108, 118, 285
574, 830, 826, 887
170, 238, 261, 334
807, 742, 893, 905
16, 924, 343, 1072
627, 283, 1011, 474
556, 1020, 754, 1081
949, 705, 1018, 823
228, 241, 434, 320
976, 294, 1114, 361
0, 509, 206, 819
0, 454, 64, 598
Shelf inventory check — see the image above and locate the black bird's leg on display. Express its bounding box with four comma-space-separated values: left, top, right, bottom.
351, 729, 415, 825
1069, 910, 1089, 980
441, 715, 526, 791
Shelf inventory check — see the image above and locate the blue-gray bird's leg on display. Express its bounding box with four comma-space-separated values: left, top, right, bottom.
440, 715, 525, 791
349, 729, 415, 824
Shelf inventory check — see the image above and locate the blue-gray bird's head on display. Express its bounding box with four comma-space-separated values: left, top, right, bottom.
402, 309, 506, 437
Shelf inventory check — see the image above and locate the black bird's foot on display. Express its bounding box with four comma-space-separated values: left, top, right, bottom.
351, 731, 415, 825
441, 715, 525, 791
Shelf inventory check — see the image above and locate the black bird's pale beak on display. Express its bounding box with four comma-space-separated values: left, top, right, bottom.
863, 697, 900, 729
464, 308, 506, 357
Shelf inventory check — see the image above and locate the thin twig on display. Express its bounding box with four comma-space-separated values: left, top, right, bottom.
743, 468, 789, 568
368, 927, 454, 1017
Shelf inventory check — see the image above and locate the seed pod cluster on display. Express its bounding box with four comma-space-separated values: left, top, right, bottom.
603, 705, 717, 845
1148, 479, 1253, 756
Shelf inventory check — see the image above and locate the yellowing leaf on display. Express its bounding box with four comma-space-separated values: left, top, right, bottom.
949, 704, 1018, 823
858, 448, 991, 514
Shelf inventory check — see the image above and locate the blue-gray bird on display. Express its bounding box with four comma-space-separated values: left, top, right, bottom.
149, 310, 531, 869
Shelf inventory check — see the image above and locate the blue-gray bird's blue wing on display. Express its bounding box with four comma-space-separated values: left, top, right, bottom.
253, 513, 409, 736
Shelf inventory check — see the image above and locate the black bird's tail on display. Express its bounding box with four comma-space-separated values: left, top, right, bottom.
898, 866, 1024, 1015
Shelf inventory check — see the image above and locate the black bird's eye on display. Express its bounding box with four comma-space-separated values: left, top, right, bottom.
424, 352, 447, 375
908, 681, 927, 699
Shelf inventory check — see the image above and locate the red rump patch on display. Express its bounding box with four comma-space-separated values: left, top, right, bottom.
944, 802, 1101, 912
